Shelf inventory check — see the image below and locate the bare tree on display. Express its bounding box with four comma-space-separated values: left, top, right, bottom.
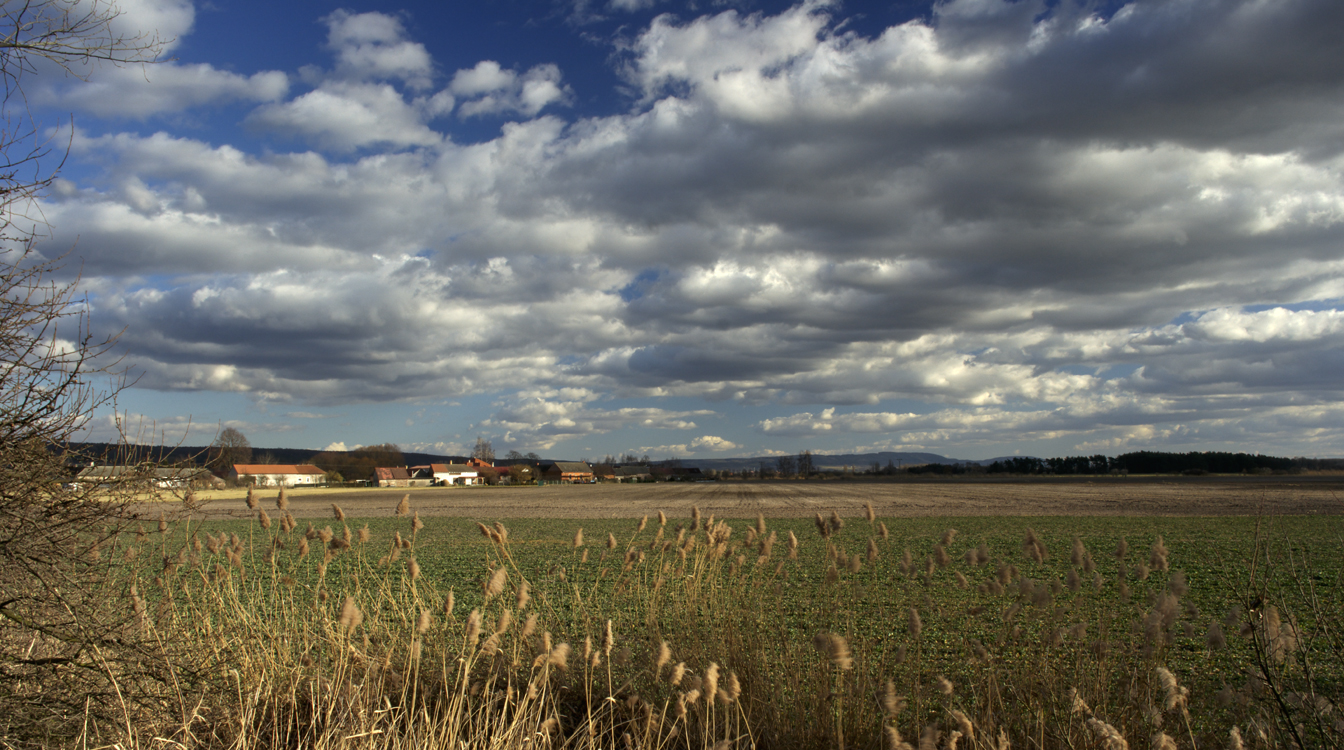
209, 426, 252, 471
798, 449, 814, 477
472, 436, 495, 463
0, 2, 167, 744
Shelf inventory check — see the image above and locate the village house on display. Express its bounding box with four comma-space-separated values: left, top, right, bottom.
428, 463, 483, 486
374, 466, 410, 487
230, 464, 326, 487
616, 465, 653, 482
539, 461, 594, 483
590, 464, 651, 482
374, 466, 434, 487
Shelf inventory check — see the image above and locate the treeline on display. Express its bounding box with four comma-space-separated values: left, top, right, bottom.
986, 451, 1336, 475
309, 443, 405, 482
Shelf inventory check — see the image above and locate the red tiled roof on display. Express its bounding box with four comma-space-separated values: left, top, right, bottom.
233, 464, 325, 475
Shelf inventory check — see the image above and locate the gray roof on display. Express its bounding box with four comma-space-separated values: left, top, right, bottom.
547, 461, 593, 473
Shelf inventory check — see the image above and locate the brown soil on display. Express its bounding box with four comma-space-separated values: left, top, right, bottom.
170, 476, 1344, 521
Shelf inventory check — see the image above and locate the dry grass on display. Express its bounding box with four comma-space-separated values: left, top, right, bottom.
48, 499, 1344, 750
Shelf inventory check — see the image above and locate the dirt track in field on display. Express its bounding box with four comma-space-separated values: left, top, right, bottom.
173, 476, 1344, 521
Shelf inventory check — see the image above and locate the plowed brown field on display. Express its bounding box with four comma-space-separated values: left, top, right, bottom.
178, 476, 1344, 520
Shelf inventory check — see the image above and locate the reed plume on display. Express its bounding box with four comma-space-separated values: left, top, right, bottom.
812, 632, 853, 670
1149, 536, 1169, 571
1023, 528, 1046, 563
951, 709, 973, 741
829, 509, 844, 534
1155, 667, 1188, 713
465, 609, 482, 644
547, 642, 570, 669
485, 567, 507, 597
883, 680, 906, 716
703, 662, 719, 700
655, 641, 672, 674
396, 494, 410, 516
338, 596, 363, 633
725, 671, 740, 702
1087, 718, 1128, 750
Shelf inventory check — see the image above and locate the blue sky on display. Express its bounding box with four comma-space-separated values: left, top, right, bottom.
21, 0, 1344, 460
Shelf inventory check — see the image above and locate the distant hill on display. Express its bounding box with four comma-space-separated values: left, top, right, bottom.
678, 451, 997, 472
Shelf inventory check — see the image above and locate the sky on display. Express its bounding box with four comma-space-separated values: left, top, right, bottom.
20, 0, 1344, 460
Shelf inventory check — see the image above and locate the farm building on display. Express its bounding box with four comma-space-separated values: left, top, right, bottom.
375, 467, 412, 487
230, 464, 326, 487
540, 461, 594, 483
428, 463, 483, 485
74, 465, 221, 490
616, 465, 652, 482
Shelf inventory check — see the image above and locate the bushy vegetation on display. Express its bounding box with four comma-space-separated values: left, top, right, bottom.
18, 497, 1340, 750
